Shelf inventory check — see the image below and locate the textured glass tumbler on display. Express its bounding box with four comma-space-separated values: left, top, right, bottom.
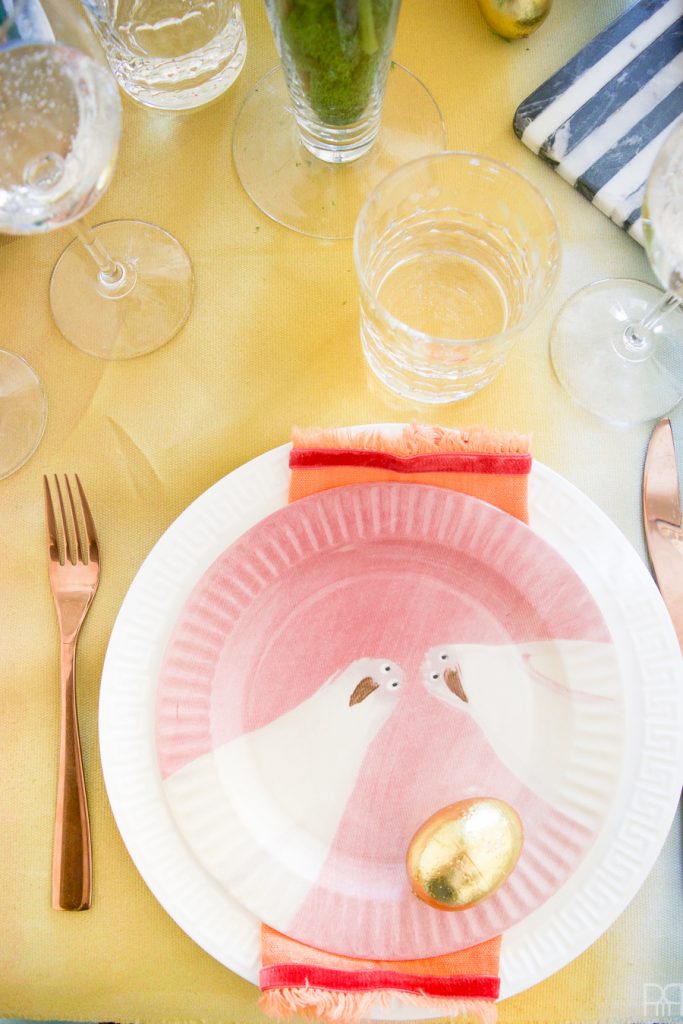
82, 0, 247, 110
354, 152, 561, 404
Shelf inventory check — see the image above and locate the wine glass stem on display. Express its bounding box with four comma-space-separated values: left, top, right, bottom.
620, 289, 681, 360
72, 217, 128, 288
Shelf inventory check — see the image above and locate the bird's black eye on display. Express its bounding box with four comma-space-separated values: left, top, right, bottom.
383, 665, 391, 672
431, 672, 439, 680
390, 680, 399, 688
440, 653, 448, 660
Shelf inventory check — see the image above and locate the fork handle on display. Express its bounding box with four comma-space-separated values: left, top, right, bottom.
52, 639, 92, 911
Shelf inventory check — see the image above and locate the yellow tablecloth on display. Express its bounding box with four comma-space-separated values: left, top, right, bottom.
2, 0, 682, 1021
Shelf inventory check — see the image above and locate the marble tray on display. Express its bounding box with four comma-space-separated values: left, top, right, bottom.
514, 0, 683, 245
1, 0, 55, 42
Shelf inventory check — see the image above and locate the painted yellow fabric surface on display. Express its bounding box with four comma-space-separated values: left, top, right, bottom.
1, 0, 682, 1021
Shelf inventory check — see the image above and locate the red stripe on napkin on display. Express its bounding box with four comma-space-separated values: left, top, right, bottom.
260, 965, 501, 999
290, 447, 532, 475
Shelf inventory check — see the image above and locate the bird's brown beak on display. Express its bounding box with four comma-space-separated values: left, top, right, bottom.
349, 676, 380, 706
444, 667, 468, 703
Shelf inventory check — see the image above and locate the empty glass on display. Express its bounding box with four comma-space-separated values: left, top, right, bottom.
82, 0, 247, 110
354, 152, 561, 403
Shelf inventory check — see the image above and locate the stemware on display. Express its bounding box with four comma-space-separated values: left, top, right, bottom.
0, 348, 46, 481
550, 121, 683, 427
232, 0, 446, 239
0, 0, 194, 361
0, 0, 46, 479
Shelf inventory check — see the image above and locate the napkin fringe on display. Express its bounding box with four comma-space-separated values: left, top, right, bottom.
260, 985, 497, 1024
292, 423, 531, 456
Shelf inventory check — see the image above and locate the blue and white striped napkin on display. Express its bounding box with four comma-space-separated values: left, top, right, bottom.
514, 0, 683, 245
0, 0, 53, 43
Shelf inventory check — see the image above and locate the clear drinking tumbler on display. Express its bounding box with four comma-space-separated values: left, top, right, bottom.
354, 152, 561, 403
82, 0, 247, 110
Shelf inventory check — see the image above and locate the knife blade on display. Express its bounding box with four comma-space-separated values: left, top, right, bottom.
643, 417, 683, 650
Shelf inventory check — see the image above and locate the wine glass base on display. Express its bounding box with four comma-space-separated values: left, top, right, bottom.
50, 220, 194, 360
232, 63, 446, 239
550, 278, 683, 427
0, 350, 47, 480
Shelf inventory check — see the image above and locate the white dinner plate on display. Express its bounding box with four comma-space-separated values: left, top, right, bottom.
99, 440, 683, 1012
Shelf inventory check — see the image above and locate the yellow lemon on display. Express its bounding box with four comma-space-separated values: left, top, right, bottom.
476, 0, 552, 40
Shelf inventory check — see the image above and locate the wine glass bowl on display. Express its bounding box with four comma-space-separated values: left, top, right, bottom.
0, 349, 47, 481
0, 43, 121, 233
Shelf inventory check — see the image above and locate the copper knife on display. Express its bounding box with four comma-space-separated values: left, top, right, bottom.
643, 418, 683, 650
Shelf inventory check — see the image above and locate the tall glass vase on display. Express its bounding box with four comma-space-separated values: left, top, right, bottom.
233, 0, 445, 239
268, 0, 400, 163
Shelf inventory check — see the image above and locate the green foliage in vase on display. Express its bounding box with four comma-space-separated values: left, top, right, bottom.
281, 0, 397, 125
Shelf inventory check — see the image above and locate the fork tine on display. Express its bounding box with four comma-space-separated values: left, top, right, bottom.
43, 475, 62, 564
53, 475, 74, 566
64, 476, 85, 565
75, 475, 99, 567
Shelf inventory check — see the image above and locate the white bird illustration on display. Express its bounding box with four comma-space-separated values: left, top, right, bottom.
163, 657, 403, 927
421, 640, 620, 816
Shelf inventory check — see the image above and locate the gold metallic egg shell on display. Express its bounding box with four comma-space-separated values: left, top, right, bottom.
406, 797, 524, 911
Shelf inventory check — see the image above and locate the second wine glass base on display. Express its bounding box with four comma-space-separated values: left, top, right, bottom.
550, 278, 683, 427
50, 220, 194, 360
0, 350, 47, 480
232, 63, 446, 239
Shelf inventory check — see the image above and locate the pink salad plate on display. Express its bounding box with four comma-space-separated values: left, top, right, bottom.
155, 481, 623, 961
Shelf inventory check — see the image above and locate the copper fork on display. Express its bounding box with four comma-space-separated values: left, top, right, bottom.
43, 475, 100, 911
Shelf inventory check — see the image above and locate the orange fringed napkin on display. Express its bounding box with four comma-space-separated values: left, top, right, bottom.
259, 422, 533, 1024
261, 926, 502, 1023
288, 423, 530, 520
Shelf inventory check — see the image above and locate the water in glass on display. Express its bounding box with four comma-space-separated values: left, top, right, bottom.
354, 153, 560, 404
83, 0, 247, 110
0, 43, 120, 234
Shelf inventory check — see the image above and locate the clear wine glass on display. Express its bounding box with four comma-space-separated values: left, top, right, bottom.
0, 0, 194, 362
550, 121, 683, 427
232, 0, 446, 239
0, 0, 47, 479
0, 346, 47, 481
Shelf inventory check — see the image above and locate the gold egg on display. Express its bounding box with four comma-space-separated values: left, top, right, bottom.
406, 798, 523, 911
475, 0, 552, 40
